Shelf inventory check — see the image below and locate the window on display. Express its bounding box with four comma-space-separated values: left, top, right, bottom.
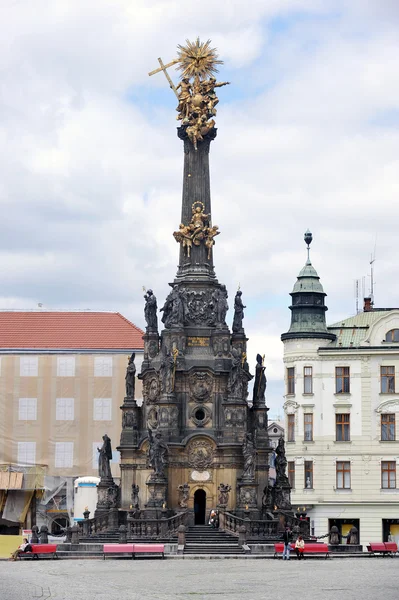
304, 413, 313, 441
287, 414, 295, 442
381, 461, 396, 489
336, 414, 350, 441
57, 356, 75, 377
18, 398, 37, 420
385, 329, 399, 343
18, 442, 36, 465
93, 398, 112, 421
55, 442, 74, 468
20, 356, 38, 377
335, 367, 350, 394
381, 414, 395, 441
287, 367, 295, 395
56, 398, 74, 421
303, 366, 313, 394
304, 461, 313, 488
94, 356, 113, 377
288, 461, 295, 489
336, 461, 351, 489
381, 366, 395, 394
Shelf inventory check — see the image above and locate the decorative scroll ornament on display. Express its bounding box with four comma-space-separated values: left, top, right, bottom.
143, 374, 160, 404
173, 202, 220, 259
188, 439, 215, 471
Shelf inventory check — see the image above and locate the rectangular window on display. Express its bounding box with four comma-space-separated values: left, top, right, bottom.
93, 398, 112, 421
336, 461, 351, 489
287, 367, 295, 395
55, 442, 74, 468
57, 356, 75, 377
335, 366, 350, 394
303, 366, 313, 394
381, 366, 395, 394
94, 356, 113, 377
288, 461, 295, 489
56, 398, 74, 421
381, 414, 395, 441
18, 442, 36, 465
381, 461, 396, 489
336, 414, 350, 441
20, 356, 38, 377
287, 414, 295, 442
304, 461, 313, 488
304, 413, 313, 441
18, 398, 37, 420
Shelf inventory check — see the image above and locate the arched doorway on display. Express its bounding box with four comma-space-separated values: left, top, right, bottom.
194, 489, 206, 525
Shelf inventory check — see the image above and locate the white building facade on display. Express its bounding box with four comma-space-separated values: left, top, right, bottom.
282, 234, 399, 547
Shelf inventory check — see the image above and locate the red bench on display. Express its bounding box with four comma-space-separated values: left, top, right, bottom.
103, 544, 134, 559
367, 542, 398, 557
274, 542, 330, 559
18, 544, 58, 560
133, 543, 164, 559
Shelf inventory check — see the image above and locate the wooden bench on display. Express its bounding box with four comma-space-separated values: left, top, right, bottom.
103, 543, 134, 559
274, 542, 330, 559
367, 542, 398, 557
18, 544, 58, 560
133, 543, 164, 559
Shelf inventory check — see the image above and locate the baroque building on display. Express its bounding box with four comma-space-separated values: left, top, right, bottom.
0, 310, 143, 534
282, 233, 399, 546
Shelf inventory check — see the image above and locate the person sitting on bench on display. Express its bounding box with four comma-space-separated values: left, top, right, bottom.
295, 535, 305, 560
10, 538, 32, 561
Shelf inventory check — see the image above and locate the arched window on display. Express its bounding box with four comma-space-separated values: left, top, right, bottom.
385, 329, 399, 343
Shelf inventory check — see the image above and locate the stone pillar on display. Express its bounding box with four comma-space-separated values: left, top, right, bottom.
82, 508, 90, 537
238, 525, 247, 547
39, 525, 48, 544
119, 525, 127, 544
108, 507, 119, 530
31, 525, 39, 543
71, 524, 80, 544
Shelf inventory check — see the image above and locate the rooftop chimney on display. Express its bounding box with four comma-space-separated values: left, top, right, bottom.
364, 297, 373, 312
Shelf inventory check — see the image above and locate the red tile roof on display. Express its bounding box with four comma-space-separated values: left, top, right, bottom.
0, 312, 144, 350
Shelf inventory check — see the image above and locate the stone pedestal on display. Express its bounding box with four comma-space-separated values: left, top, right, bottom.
237, 480, 258, 510
95, 478, 116, 518
146, 476, 168, 509
120, 399, 139, 446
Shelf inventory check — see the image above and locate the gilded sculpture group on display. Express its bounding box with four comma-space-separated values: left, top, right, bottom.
173, 201, 220, 260
176, 76, 229, 149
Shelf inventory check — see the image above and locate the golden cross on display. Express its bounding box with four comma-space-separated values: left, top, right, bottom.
148, 57, 180, 98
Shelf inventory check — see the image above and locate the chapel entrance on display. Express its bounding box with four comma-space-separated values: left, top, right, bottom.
194, 489, 206, 525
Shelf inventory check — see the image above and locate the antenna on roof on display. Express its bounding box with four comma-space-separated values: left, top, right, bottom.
369, 236, 377, 305
354, 279, 360, 314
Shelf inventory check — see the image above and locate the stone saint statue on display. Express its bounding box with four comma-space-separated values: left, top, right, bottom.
177, 483, 190, 508
275, 437, 288, 484
232, 290, 246, 333
252, 354, 266, 405
242, 432, 256, 481
144, 289, 158, 332
125, 352, 136, 398
217, 483, 231, 507
148, 429, 168, 478
160, 286, 184, 328
98, 434, 113, 480
216, 284, 228, 325
159, 352, 174, 394
131, 484, 139, 509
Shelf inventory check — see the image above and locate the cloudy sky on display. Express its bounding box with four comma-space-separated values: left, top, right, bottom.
1, 1, 399, 414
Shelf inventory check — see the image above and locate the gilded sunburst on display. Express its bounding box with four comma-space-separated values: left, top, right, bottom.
176, 38, 223, 81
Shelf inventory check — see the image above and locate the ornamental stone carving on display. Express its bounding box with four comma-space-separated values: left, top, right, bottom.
187, 439, 215, 471
189, 371, 213, 402
143, 374, 160, 404
224, 407, 246, 427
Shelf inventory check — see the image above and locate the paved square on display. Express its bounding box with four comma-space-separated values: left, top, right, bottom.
1, 558, 397, 600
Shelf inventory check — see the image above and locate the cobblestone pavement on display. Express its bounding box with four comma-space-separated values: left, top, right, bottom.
0, 558, 397, 600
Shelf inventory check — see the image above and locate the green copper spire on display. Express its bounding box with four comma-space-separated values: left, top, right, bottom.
281, 231, 336, 342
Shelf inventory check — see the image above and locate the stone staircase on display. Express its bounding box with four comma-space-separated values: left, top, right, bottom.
184, 525, 244, 555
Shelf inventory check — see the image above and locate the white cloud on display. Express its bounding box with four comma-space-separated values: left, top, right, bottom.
0, 1, 399, 413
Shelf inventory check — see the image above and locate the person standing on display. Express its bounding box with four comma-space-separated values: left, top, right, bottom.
282, 526, 292, 560
295, 535, 305, 560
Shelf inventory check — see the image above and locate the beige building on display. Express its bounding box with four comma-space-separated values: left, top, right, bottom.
0, 310, 143, 533
281, 236, 399, 547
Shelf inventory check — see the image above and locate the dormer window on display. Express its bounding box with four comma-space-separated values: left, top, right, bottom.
385, 329, 399, 343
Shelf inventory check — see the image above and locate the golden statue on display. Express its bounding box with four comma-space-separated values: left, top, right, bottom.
173, 202, 220, 259
148, 38, 230, 149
